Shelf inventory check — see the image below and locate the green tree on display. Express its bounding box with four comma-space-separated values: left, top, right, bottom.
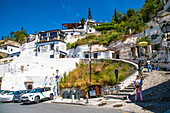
127, 8, 136, 17
112, 9, 118, 23
11, 27, 29, 45
140, 0, 164, 22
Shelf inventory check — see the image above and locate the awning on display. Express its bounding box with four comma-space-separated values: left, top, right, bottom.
137, 42, 148, 46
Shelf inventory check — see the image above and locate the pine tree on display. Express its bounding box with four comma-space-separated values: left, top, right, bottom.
112, 9, 118, 23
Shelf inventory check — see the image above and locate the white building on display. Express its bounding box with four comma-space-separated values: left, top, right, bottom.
62, 8, 101, 43
0, 44, 20, 58
0, 57, 79, 90
67, 44, 115, 59
37, 30, 67, 58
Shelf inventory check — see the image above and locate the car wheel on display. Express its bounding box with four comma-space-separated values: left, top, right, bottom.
49, 94, 54, 100
35, 97, 40, 104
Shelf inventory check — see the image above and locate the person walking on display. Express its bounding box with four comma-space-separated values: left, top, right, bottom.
133, 75, 143, 102
147, 59, 152, 72
138, 60, 143, 76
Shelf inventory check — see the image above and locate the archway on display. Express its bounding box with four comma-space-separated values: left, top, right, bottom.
27, 84, 33, 89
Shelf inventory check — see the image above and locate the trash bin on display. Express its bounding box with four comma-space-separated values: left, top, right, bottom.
62, 91, 67, 99
76, 91, 80, 100
67, 91, 71, 99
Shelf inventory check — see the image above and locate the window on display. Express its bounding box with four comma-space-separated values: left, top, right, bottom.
89, 30, 92, 32
50, 32, 57, 37
85, 54, 89, 58
50, 43, 54, 50
112, 53, 115, 58
71, 33, 74, 35
11, 49, 13, 51
41, 33, 47, 37
94, 53, 98, 58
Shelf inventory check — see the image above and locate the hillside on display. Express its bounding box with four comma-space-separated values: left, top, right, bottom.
67, 0, 164, 50
59, 60, 136, 90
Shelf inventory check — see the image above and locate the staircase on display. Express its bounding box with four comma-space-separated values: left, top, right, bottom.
104, 83, 134, 100
104, 72, 149, 100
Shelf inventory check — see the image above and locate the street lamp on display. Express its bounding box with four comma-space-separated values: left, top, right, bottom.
89, 42, 92, 85
56, 69, 59, 96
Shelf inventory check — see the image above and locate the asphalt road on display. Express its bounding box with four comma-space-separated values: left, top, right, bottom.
0, 101, 123, 113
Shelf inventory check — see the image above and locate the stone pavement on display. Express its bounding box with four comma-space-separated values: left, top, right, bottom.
51, 69, 170, 113
51, 97, 152, 113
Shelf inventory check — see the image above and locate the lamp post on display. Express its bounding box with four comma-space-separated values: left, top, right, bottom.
89, 42, 92, 85
56, 69, 59, 96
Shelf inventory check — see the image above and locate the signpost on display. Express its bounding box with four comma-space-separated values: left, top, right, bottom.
56, 69, 59, 96
55, 75, 59, 80
115, 69, 119, 92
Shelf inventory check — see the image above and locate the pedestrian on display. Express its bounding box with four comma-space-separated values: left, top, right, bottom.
133, 75, 143, 102
53, 86, 57, 99
138, 60, 143, 76
147, 59, 152, 72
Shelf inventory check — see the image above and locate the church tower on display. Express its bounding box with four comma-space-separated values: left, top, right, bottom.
88, 8, 92, 20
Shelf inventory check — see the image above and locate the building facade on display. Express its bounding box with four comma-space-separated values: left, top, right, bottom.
36, 30, 67, 58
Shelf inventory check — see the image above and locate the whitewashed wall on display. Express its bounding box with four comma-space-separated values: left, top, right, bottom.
1, 57, 79, 90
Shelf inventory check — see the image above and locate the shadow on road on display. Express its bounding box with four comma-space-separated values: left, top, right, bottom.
128, 80, 170, 113
20, 99, 51, 105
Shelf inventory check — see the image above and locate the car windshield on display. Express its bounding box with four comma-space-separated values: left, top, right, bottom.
8, 91, 15, 95
0, 90, 4, 93
14, 91, 22, 95
1, 91, 15, 95
29, 89, 42, 93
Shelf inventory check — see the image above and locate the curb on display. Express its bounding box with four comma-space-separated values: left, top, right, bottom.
51, 101, 87, 106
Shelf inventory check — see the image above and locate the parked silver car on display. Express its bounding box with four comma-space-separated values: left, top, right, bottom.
0, 90, 16, 102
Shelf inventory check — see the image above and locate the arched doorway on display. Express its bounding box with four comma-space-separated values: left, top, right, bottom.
27, 84, 33, 89
24, 81, 34, 90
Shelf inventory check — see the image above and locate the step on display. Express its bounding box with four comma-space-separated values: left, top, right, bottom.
125, 87, 134, 90
104, 95, 127, 100
120, 89, 134, 92
111, 93, 130, 96
127, 84, 134, 87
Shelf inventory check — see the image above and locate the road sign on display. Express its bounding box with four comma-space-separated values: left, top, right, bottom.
55, 75, 59, 80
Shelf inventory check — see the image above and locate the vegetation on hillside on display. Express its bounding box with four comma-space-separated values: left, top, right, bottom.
140, 0, 164, 22
67, 0, 164, 50
2, 27, 29, 45
59, 60, 136, 90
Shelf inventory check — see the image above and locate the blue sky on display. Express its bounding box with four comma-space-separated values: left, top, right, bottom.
0, 0, 145, 39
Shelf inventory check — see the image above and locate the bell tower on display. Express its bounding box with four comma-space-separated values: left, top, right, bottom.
88, 8, 92, 20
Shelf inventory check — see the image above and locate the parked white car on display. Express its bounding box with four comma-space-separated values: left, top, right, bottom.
0, 90, 16, 102
21, 87, 54, 104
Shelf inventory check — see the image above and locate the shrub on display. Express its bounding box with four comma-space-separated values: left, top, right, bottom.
0, 55, 3, 59
60, 60, 135, 90
100, 58, 105, 62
